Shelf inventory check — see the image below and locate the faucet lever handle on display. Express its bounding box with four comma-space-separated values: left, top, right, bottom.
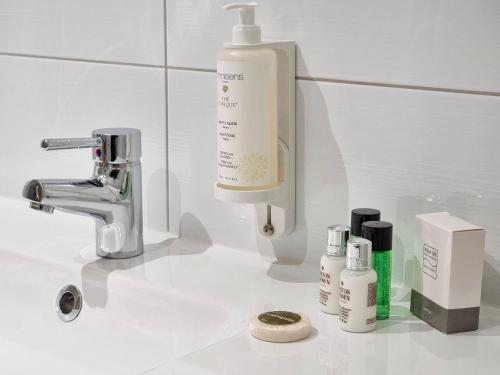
40, 137, 102, 151
40, 128, 140, 163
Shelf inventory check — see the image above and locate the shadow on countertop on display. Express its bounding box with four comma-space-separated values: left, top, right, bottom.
80, 212, 212, 307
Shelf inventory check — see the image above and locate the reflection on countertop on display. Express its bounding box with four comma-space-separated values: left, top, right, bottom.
0, 196, 499, 375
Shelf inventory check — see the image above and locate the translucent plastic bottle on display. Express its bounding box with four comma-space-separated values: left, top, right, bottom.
217, 3, 278, 191
362, 221, 393, 320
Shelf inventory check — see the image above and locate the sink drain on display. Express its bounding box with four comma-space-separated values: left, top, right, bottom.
55, 285, 82, 322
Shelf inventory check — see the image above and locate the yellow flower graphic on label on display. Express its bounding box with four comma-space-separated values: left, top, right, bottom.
238, 153, 268, 182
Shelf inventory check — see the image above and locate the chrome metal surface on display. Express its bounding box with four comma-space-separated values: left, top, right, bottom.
41, 128, 141, 164
326, 224, 350, 256
41, 137, 102, 150
23, 128, 143, 259
55, 285, 82, 322
263, 204, 275, 236
29, 201, 55, 214
346, 238, 372, 271
92, 128, 141, 164
263, 223, 275, 236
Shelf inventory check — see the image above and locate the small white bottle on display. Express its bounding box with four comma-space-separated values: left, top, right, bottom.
319, 225, 350, 314
339, 238, 377, 332
217, 2, 278, 191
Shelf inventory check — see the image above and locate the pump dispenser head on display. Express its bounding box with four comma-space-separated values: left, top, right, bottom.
223, 2, 261, 45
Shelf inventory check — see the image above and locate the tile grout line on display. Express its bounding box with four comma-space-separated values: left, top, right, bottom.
163, 0, 170, 232
167, 66, 217, 74
0, 51, 165, 69
297, 76, 500, 97
167, 65, 500, 97
1, 51, 496, 97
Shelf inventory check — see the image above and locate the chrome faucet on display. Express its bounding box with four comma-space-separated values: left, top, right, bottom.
23, 128, 143, 259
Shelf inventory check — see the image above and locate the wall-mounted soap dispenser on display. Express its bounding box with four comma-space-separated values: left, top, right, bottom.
215, 2, 296, 239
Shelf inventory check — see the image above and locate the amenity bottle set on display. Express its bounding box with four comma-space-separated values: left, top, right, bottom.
216, 3, 395, 333
215, 2, 486, 337
319, 209, 393, 332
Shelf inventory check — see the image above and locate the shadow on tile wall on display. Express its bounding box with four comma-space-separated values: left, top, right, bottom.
265, 48, 349, 282
146, 167, 169, 233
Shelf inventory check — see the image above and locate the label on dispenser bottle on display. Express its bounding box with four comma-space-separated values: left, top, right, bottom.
217, 60, 277, 188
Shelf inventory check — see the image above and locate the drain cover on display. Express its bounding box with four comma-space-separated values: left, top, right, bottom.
55, 285, 82, 322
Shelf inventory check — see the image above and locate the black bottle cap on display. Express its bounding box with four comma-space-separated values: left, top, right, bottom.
350, 208, 381, 236
361, 221, 393, 251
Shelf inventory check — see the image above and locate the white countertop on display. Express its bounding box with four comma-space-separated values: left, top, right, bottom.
1, 197, 499, 375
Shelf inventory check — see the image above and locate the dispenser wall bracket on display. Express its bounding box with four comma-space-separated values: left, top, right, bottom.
215, 40, 295, 239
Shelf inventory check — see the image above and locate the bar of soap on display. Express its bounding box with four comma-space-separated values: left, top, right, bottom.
250, 311, 311, 343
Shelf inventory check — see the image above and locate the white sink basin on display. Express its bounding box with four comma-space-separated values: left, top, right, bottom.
0, 247, 231, 375
1, 197, 499, 375
0, 197, 242, 374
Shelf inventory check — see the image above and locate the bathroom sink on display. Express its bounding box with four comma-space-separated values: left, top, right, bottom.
1, 197, 499, 375
0, 247, 231, 375
0, 197, 238, 375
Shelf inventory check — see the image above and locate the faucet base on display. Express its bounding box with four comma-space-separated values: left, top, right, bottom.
96, 245, 144, 259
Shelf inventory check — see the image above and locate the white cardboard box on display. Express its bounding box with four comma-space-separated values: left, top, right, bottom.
410, 212, 485, 333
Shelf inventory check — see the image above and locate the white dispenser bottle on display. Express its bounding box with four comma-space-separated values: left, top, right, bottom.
339, 238, 377, 332
319, 225, 350, 314
217, 2, 278, 191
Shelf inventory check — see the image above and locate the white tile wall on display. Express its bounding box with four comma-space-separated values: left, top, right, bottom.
0, 55, 167, 232
168, 68, 500, 304
0, 1, 499, 305
0, 0, 166, 233
0, 0, 164, 65
167, 0, 500, 93
165, 0, 500, 306
167, 69, 259, 252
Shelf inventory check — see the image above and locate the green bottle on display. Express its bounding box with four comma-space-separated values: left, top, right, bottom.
361, 221, 393, 320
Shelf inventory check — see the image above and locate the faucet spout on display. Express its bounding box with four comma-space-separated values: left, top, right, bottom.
23, 178, 118, 222
29, 201, 55, 214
